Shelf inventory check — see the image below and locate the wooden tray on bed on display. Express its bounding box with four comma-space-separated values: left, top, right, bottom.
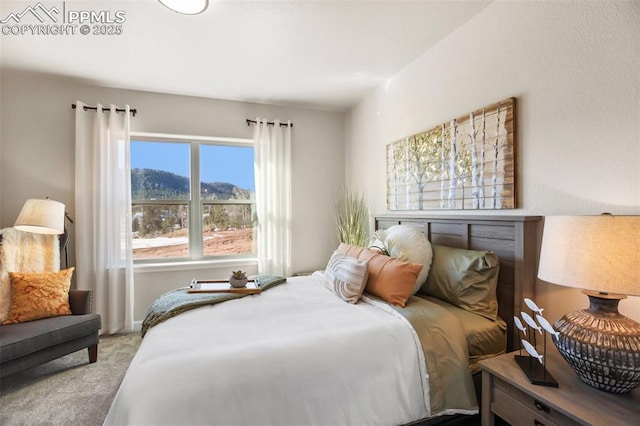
188, 279, 261, 294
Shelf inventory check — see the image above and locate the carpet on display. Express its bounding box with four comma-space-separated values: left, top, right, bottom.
0, 333, 141, 426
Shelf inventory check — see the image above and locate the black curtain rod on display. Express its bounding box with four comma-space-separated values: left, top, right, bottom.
246, 119, 293, 128
72, 104, 137, 117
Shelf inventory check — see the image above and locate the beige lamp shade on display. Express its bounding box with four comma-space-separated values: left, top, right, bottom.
14, 199, 65, 235
538, 215, 640, 297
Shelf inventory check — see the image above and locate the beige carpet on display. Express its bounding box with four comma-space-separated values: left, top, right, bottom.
0, 333, 141, 426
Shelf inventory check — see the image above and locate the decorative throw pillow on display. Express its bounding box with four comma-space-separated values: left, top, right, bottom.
338, 243, 423, 307
323, 251, 369, 303
421, 245, 499, 320
370, 225, 433, 295
0, 227, 61, 322
2, 268, 74, 325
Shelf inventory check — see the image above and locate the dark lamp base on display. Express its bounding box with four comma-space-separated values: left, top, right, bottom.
553, 292, 640, 394
515, 355, 558, 387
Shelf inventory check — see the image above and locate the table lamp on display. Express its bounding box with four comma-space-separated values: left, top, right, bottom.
538, 215, 640, 393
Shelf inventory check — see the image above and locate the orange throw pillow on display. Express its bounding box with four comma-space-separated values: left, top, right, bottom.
338, 243, 422, 307
2, 268, 74, 325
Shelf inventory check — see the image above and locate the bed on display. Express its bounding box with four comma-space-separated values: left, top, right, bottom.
105, 215, 540, 426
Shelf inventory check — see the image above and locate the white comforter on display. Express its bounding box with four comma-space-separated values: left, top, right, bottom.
105, 275, 434, 426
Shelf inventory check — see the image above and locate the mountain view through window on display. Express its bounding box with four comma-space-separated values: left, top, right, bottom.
131, 140, 255, 260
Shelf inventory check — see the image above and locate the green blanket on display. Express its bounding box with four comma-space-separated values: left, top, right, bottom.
141, 275, 286, 337
391, 294, 478, 415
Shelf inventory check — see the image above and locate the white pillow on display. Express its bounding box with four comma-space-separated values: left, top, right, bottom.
323, 251, 369, 303
370, 225, 432, 294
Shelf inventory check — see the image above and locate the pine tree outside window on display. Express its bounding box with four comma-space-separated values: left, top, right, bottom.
130, 136, 255, 261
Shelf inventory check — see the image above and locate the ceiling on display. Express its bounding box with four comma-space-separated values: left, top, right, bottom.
0, 0, 491, 111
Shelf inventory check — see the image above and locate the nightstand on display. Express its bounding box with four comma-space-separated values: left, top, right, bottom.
479, 346, 640, 425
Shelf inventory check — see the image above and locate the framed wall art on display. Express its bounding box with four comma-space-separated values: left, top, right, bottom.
386, 97, 516, 210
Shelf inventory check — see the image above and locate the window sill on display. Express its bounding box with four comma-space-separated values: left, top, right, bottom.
134, 257, 258, 274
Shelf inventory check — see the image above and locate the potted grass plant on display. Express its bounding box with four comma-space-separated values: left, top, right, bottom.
335, 189, 370, 247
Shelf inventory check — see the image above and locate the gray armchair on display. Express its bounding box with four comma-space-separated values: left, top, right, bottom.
0, 290, 101, 378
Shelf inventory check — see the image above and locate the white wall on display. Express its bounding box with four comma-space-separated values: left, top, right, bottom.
346, 1, 640, 322
0, 71, 344, 321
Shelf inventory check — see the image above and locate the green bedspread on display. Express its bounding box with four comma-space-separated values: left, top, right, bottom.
141, 275, 286, 337
391, 294, 478, 415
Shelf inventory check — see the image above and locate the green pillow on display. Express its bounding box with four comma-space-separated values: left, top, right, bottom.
421, 244, 500, 320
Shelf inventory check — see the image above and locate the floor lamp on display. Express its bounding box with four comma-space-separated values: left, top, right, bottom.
14, 198, 67, 266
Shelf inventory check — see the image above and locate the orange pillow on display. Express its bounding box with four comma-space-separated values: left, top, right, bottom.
2, 268, 74, 325
338, 243, 422, 307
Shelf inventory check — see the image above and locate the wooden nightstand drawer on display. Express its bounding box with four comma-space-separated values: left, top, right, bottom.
493, 377, 580, 426
480, 350, 640, 426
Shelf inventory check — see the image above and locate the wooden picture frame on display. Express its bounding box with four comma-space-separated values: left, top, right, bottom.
386, 97, 516, 210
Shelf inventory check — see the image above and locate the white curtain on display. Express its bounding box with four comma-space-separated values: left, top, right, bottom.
75, 101, 134, 334
253, 118, 292, 276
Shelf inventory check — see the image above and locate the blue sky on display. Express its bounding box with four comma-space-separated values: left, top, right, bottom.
131, 141, 255, 190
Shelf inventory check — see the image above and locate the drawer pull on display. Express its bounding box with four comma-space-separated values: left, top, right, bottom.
534, 400, 550, 413
534, 421, 545, 426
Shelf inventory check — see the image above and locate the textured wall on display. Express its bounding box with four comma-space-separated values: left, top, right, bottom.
346, 1, 640, 322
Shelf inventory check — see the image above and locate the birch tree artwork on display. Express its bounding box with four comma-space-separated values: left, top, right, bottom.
386, 98, 516, 210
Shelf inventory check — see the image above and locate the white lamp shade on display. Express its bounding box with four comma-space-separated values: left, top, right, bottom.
14, 199, 65, 235
538, 215, 640, 297
158, 0, 208, 14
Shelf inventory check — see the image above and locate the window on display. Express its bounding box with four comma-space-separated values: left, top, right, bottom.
131, 135, 255, 261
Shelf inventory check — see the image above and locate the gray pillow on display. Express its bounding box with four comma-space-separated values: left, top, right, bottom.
421, 244, 500, 320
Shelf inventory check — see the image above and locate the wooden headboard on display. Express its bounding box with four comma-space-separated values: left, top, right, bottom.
375, 214, 541, 352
